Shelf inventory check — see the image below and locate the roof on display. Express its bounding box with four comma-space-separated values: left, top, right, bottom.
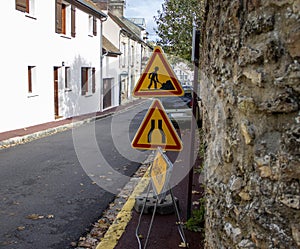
108, 13, 143, 42
102, 36, 121, 56
127, 18, 146, 29
66, 0, 107, 19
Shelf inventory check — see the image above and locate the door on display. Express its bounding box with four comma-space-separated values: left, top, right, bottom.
54, 67, 60, 119
103, 78, 112, 109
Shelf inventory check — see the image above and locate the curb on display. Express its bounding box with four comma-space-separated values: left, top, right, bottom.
0, 113, 111, 150
0, 99, 147, 150
75, 154, 155, 249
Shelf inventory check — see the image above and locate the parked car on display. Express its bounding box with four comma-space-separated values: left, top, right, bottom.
159, 85, 201, 127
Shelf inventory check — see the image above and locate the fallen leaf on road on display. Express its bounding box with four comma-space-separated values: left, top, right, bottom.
26, 214, 44, 220
17, 226, 25, 231
179, 242, 189, 248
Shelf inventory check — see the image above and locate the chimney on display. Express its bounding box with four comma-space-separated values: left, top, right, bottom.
91, 0, 109, 11
108, 0, 125, 17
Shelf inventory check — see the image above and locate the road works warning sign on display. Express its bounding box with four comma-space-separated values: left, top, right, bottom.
131, 99, 182, 151
132, 46, 184, 97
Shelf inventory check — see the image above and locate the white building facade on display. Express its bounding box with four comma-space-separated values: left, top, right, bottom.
0, 0, 106, 133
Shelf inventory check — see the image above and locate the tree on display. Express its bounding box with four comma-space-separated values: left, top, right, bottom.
154, 0, 204, 62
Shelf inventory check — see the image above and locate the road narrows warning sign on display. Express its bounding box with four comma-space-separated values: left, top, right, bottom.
131, 99, 182, 151
133, 46, 184, 97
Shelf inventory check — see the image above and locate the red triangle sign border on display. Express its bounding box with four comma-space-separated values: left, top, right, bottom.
131, 100, 183, 151
133, 46, 184, 97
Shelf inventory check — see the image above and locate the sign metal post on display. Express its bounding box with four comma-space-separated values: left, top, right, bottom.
131, 46, 188, 248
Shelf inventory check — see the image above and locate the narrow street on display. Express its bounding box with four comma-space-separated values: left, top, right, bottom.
0, 101, 151, 249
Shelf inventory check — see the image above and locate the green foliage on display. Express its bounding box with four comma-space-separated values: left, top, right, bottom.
154, 0, 204, 61
186, 198, 205, 232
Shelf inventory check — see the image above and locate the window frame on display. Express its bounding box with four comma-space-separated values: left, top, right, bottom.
16, 0, 36, 18
81, 67, 96, 96
28, 66, 37, 96
64, 66, 71, 90
88, 15, 97, 37
120, 42, 126, 68
56, 0, 75, 38
92, 67, 96, 93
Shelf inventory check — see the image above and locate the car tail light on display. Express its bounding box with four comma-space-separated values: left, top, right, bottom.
188, 100, 192, 108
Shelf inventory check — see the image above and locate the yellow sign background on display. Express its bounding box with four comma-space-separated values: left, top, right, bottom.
131, 100, 183, 151
151, 149, 169, 195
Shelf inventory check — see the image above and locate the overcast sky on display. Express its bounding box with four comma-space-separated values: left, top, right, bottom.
124, 0, 164, 39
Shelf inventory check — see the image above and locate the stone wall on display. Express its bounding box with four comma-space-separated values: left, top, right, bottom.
200, 0, 300, 248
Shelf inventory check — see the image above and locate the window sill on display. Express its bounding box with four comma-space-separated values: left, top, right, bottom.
84, 94, 93, 97
27, 94, 39, 98
60, 35, 72, 39
65, 88, 72, 92
25, 14, 37, 20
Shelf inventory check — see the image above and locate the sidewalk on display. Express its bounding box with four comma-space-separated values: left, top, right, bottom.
0, 99, 145, 149
0, 99, 204, 249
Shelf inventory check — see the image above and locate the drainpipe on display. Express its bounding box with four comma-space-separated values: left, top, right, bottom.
100, 14, 108, 112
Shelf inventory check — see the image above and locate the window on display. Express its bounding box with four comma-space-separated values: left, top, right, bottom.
81, 67, 96, 95
88, 15, 97, 36
55, 0, 75, 37
64, 67, 71, 89
28, 66, 37, 94
103, 78, 113, 109
92, 67, 96, 93
131, 45, 134, 67
120, 42, 126, 67
81, 67, 88, 95
93, 17, 97, 36
16, 0, 35, 16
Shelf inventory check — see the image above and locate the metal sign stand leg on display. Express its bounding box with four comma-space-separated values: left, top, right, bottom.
169, 186, 188, 247
136, 181, 151, 249
135, 185, 189, 248
136, 181, 159, 249
143, 198, 158, 249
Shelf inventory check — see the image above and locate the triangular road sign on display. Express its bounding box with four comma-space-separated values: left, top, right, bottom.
133, 46, 184, 97
131, 100, 182, 151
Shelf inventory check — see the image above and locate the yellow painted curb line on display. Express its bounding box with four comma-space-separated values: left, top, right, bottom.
96, 168, 151, 249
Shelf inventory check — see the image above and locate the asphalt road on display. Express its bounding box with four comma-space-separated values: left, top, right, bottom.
0, 101, 151, 249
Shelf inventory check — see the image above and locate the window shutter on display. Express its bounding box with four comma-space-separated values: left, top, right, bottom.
55, 0, 62, 34
71, 6, 76, 38
93, 17, 97, 36
81, 68, 87, 95
16, 0, 28, 12
92, 68, 96, 93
